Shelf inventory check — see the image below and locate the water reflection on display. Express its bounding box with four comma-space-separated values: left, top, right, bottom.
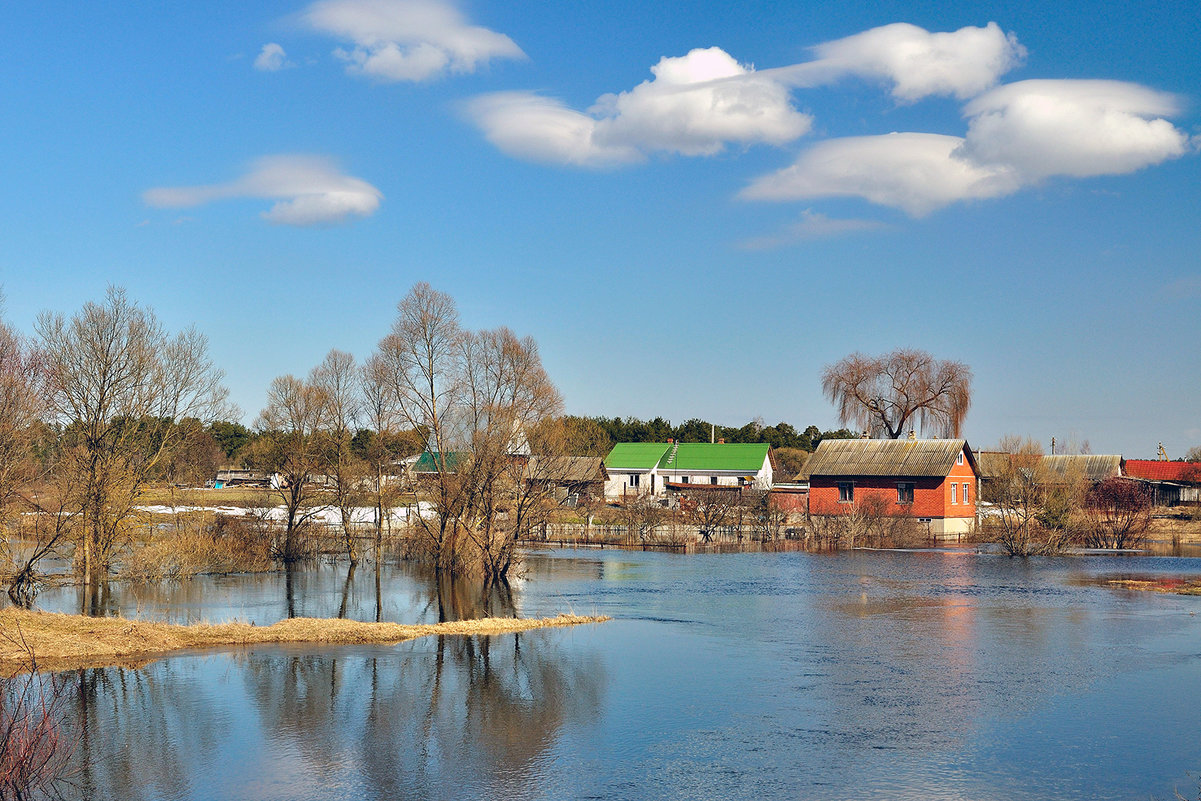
24, 549, 1201, 800
64, 627, 604, 801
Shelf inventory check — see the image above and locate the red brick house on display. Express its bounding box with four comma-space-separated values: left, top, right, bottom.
802, 438, 979, 538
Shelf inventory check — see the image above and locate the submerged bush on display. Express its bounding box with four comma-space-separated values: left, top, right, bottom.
122, 513, 273, 581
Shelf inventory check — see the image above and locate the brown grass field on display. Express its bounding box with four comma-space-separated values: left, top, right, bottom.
0, 608, 609, 675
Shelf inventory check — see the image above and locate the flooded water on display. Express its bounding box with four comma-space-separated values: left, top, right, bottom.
23, 549, 1201, 800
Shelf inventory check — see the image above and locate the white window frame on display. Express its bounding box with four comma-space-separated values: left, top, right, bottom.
950, 483, 957, 504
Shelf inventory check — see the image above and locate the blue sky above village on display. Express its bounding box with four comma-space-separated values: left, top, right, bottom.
1, 0, 1199, 457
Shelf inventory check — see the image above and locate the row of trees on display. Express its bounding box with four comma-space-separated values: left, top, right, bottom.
0, 283, 575, 600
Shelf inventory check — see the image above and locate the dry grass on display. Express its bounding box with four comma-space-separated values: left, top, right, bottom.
0, 608, 608, 675
1106, 578, 1201, 596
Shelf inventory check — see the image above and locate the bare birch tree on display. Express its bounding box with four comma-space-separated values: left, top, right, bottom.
35, 287, 229, 586
822, 349, 971, 439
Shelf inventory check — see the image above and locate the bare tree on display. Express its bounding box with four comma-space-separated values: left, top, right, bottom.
374, 286, 564, 582
35, 287, 229, 586
987, 436, 1072, 556
681, 487, 740, 542
312, 349, 365, 564
360, 352, 415, 558
1083, 478, 1153, 549
252, 374, 329, 562
822, 349, 971, 439
375, 283, 465, 573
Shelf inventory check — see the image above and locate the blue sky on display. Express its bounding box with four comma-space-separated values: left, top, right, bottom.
2, 0, 1198, 457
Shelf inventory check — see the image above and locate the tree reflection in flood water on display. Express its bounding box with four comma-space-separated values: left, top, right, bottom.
61, 587, 604, 800
23, 549, 1201, 800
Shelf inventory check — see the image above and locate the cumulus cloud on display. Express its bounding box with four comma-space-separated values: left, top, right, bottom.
741, 133, 1020, 216
143, 155, 383, 226
465, 47, 811, 166
785, 22, 1025, 101
957, 79, 1190, 178
737, 210, 892, 249
254, 43, 291, 71
301, 0, 524, 82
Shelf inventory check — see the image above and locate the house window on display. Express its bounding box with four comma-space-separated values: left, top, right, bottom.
950, 483, 957, 504
630, 474, 639, 488
957, 452, 964, 465
962, 482, 970, 504
838, 482, 854, 503
681, 475, 689, 484
710, 476, 718, 485
897, 482, 914, 504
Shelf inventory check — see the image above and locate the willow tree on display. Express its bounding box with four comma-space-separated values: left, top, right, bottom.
36, 288, 229, 586
821, 349, 971, 439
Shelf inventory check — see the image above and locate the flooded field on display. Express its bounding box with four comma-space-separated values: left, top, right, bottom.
17, 548, 1201, 800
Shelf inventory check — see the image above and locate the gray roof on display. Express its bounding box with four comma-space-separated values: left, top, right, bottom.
976, 452, 1121, 483
525, 456, 607, 484
800, 438, 975, 479
1039, 454, 1121, 482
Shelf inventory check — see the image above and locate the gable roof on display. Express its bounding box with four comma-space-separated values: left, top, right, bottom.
1124, 459, 1201, 483
605, 443, 670, 470
661, 443, 770, 473
801, 438, 975, 479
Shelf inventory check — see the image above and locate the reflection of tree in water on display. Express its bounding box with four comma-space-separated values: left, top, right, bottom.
56, 573, 605, 801
67, 663, 228, 801
353, 629, 604, 801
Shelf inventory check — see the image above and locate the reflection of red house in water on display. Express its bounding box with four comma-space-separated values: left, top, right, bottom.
803, 438, 979, 538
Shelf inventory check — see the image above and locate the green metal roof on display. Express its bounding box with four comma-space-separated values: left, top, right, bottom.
604, 443, 670, 470
660, 443, 770, 472
413, 451, 469, 473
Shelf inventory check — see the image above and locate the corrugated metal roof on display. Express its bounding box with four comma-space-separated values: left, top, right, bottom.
978, 452, 1122, 482
800, 438, 974, 478
660, 443, 770, 472
604, 443, 670, 470
1123, 459, 1201, 483
1041, 454, 1121, 482
526, 456, 607, 483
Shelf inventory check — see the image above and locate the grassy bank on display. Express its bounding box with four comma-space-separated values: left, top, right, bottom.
0, 608, 608, 675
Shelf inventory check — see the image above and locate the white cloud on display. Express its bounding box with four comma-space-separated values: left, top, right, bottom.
786, 22, 1025, 101
463, 92, 642, 167
743, 79, 1190, 216
254, 42, 291, 72
958, 79, 1190, 178
302, 0, 524, 82
143, 155, 383, 226
738, 210, 892, 249
741, 133, 1020, 216
465, 47, 811, 166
